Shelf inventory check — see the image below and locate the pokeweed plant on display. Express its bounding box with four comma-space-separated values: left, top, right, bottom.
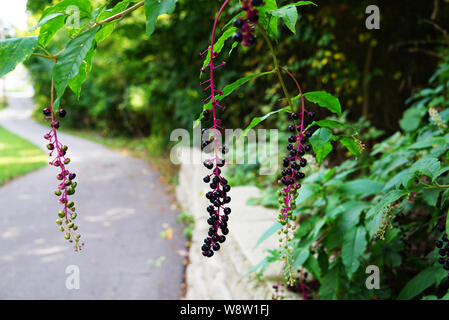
196, 0, 360, 277
250, 50, 449, 300
43, 71, 83, 250
0, 0, 180, 250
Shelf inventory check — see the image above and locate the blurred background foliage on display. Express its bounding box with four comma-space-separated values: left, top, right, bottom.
24, 0, 449, 155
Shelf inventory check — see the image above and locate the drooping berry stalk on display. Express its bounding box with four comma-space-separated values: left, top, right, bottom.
198, 0, 266, 258
198, 0, 232, 258
43, 63, 83, 251
276, 66, 315, 286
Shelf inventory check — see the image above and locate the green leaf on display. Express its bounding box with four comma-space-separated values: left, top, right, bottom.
144, 0, 178, 37
310, 128, 333, 149
292, 247, 310, 268
341, 226, 367, 277
253, 222, 283, 249
408, 136, 447, 149
36, 0, 93, 46
30, 12, 64, 31
409, 157, 441, 180
338, 202, 370, 232
399, 105, 427, 132
52, 27, 99, 108
304, 254, 322, 282
303, 91, 342, 116
366, 190, 408, 238
340, 136, 362, 157
310, 119, 354, 130
194, 71, 274, 127
318, 263, 340, 299
0, 36, 38, 78
258, 0, 279, 38
95, 0, 133, 43
38, 15, 66, 47
268, 5, 298, 34
341, 179, 384, 196
398, 266, 439, 300
310, 128, 333, 163
68, 46, 96, 98
422, 189, 441, 207
202, 27, 237, 69
241, 107, 289, 137
39, 0, 92, 19
367, 190, 408, 220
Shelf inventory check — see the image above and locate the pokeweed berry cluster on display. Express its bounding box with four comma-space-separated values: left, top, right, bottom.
435, 222, 449, 277
276, 106, 315, 285
231, 0, 264, 46
201, 159, 231, 257
43, 103, 83, 251
198, 0, 235, 258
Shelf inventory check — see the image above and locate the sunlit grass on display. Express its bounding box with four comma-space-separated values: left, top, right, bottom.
0, 126, 47, 185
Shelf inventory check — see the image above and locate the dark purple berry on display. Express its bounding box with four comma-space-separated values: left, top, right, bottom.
57, 109, 66, 118
232, 32, 243, 42
233, 18, 244, 28
43, 108, 51, 116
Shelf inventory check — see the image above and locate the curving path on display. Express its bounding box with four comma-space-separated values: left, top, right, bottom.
0, 85, 186, 299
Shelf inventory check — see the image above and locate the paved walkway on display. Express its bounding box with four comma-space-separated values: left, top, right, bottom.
0, 93, 186, 299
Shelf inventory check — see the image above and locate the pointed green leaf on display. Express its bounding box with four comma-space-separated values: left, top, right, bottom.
398, 266, 439, 300
340, 136, 362, 156
52, 27, 99, 108
36, 0, 93, 46
341, 226, 367, 277
309, 119, 354, 130
0, 36, 38, 78
303, 91, 342, 116
310, 127, 333, 162
241, 107, 289, 137
268, 5, 298, 34
68, 47, 96, 98
95, 0, 132, 43
267, 2, 317, 35
144, 0, 178, 37
253, 221, 283, 249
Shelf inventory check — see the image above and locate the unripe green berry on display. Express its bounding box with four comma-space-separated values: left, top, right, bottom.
56, 219, 62, 225
58, 211, 65, 218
